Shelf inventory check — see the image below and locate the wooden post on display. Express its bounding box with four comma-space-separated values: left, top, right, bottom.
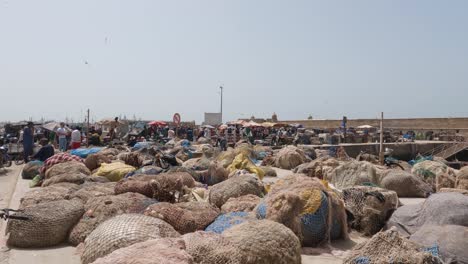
379, 112, 384, 165
87, 109, 90, 147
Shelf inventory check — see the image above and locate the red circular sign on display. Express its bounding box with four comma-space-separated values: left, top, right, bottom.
173, 113, 181, 125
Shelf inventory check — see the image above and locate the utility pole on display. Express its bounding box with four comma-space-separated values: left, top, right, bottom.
87, 109, 90, 147
379, 112, 384, 165
220, 86, 223, 123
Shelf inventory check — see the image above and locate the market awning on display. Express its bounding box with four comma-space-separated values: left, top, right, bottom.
148, 121, 167, 127
42, 122, 71, 132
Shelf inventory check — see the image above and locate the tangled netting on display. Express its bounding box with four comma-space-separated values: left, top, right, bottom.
185, 220, 302, 264
380, 170, 433, 198
411, 160, 456, 191
7, 199, 84, 248
45, 161, 91, 179
209, 175, 264, 208
69, 182, 116, 203
205, 212, 252, 234
342, 186, 399, 236
221, 194, 261, 213
254, 174, 348, 246
81, 214, 180, 264
90, 238, 193, 264
294, 157, 341, 179
274, 146, 307, 170
386, 192, 468, 236
20, 183, 81, 208
69, 192, 157, 245
344, 229, 443, 264
144, 201, 220, 234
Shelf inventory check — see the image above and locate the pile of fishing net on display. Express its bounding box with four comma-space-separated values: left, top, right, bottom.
205, 212, 253, 234
117, 152, 144, 168
41, 172, 103, 187
185, 220, 302, 264
255, 174, 348, 246
226, 153, 265, 179
260, 166, 277, 177
325, 160, 380, 189
343, 229, 443, 264
116, 172, 196, 202
69, 192, 157, 245
411, 160, 457, 191
144, 201, 219, 234
274, 146, 307, 170
84, 153, 112, 171
209, 175, 264, 208
342, 186, 399, 236
380, 170, 433, 198
189, 161, 229, 185
439, 187, 468, 195
294, 157, 341, 179
90, 238, 193, 264
81, 214, 180, 264
386, 192, 468, 236
410, 224, 468, 264
221, 194, 261, 213
20, 183, 81, 208
99, 148, 121, 159
70, 182, 116, 203
456, 166, 468, 190
45, 161, 91, 179
22, 160, 43, 179
7, 199, 84, 248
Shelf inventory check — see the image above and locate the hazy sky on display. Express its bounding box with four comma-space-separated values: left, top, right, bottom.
1, 1, 467, 123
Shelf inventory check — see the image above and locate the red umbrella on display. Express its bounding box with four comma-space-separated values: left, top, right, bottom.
148, 121, 167, 127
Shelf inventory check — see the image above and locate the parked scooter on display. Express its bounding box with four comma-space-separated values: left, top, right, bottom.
0, 145, 13, 168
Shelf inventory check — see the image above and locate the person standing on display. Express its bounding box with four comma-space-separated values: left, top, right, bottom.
109, 117, 119, 140
22, 122, 35, 163
57, 122, 68, 152
70, 127, 82, 149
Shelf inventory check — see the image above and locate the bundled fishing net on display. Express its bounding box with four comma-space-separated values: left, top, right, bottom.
69, 182, 116, 203
209, 175, 264, 208
221, 194, 261, 213
183, 231, 245, 264
294, 157, 341, 179
439, 188, 468, 195
144, 201, 220, 234
456, 166, 468, 190
254, 174, 348, 246
150, 172, 196, 203
260, 166, 277, 177
325, 160, 380, 189
99, 148, 120, 159
42, 172, 89, 187
81, 214, 181, 264
380, 170, 432, 197
45, 161, 91, 179
114, 177, 154, 197
205, 212, 253, 234
342, 186, 399, 236
410, 224, 468, 264
20, 183, 81, 208
387, 192, 468, 236
22, 160, 43, 179
7, 199, 84, 248
222, 220, 302, 264
226, 153, 265, 179
90, 238, 194, 264
93, 162, 136, 182
412, 160, 456, 191
84, 153, 111, 171
117, 152, 144, 168
274, 146, 307, 170
343, 229, 443, 264
69, 192, 157, 245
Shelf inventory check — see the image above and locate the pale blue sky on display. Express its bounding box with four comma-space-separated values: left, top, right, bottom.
0, 0, 467, 123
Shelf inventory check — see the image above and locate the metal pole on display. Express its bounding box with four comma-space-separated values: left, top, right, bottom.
220, 86, 223, 123
379, 112, 384, 165
87, 109, 90, 147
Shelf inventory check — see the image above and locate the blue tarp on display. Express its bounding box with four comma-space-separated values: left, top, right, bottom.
70, 147, 102, 158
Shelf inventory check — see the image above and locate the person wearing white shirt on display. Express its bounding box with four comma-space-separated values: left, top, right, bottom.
71, 127, 82, 149
56, 122, 68, 152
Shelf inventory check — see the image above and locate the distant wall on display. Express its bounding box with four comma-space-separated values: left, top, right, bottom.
280, 117, 468, 134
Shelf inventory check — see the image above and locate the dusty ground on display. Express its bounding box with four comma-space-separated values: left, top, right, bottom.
0, 165, 426, 264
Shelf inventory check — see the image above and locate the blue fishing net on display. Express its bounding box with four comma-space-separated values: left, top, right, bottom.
301, 191, 329, 246
205, 212, 249, 234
